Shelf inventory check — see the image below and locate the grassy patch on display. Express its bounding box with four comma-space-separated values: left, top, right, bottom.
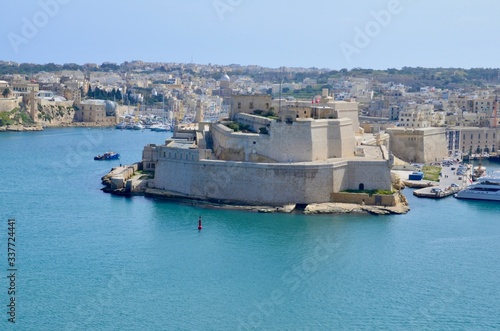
253, 109, 278, 120
226, 122, 251, 132
344, 189, 394, 196
0, 108, 32, 126
422, 165, 441, 181
0, 112, 14, 126
13, 111, 34, 125
258, 127, 268, 134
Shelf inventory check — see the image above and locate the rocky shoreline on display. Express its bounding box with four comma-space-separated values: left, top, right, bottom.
0, 125, 43, 132
0, 122, 115, 132
101, 166, 410, 216
143, 188, 410, 215
302, 202, 409, 215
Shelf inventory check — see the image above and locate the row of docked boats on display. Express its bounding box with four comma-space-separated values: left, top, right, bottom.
463, 152, 500, 161
115, 121, 172, 132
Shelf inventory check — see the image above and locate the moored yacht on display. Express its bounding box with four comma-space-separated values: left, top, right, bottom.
115, 122, 126, 130
154, 124, 171, 132
454, 171, 500, 201
133, 123, 145, 130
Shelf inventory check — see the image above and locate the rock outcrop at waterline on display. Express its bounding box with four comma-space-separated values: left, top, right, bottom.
303, 202, 410, 215
0, 125, 43, 132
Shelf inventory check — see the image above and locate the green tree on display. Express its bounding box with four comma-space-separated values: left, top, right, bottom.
2, 88, 10, 98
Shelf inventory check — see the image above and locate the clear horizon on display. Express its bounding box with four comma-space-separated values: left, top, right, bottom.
2, 0, 500, 70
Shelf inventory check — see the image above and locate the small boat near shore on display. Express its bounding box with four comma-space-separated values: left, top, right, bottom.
94, 151, 120, 160
153, 124, 171, 132
115, 122, 126, 130
133, 123, 145, 130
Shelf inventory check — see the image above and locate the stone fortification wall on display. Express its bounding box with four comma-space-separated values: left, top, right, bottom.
333, 101, 360, 132
331, 192, 398, 207
39, 99, 73, 107
388, 127, 448, 164
340, 160, 392, 191
152, 155, 392, 206
212, 118, 355, 163
269, 120, 326, 161
153, 157, 338, 205
0, 98, 21, 112
230, 95, 272, 120
157, 146, 212, 162
211, 124, 260, 161
235, 113, 272, 133
327, 118, 355, 158
0, 98, 76, 126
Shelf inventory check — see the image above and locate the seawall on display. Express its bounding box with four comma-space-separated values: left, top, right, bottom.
152, 156, 392, 206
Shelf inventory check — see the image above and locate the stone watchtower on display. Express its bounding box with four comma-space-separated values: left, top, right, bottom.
74, 88, 82, 105
195, 100, 204, 123
29, 90, 37, 123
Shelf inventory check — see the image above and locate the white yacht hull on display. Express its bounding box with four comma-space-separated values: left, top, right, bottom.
454, 191, 500, 201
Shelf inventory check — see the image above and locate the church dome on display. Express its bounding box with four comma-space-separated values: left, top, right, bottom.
105, 100, 117, 116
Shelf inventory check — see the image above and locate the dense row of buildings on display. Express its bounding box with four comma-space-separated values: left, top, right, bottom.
1, 64, 500, 164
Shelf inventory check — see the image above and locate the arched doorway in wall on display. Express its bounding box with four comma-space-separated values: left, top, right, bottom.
359, 183, 365, 191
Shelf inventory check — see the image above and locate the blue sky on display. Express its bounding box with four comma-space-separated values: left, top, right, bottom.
2, 0, 500, 70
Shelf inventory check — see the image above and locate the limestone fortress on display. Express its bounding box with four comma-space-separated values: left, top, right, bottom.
142, 89, 400, 207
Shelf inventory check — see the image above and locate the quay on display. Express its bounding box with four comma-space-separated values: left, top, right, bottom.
100, 162, 151, 196
413, 186, 461, 199
396, 160, 471, 199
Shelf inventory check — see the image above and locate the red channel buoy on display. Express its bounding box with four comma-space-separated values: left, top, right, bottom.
198, 216, 202, 230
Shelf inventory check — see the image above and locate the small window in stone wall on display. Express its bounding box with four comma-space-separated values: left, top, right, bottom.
359, 183, 365, 190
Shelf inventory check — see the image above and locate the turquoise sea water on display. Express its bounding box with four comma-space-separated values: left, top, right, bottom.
0, 127, 499, 330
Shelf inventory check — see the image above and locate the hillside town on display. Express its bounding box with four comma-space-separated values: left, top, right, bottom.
1, 61, 500, 166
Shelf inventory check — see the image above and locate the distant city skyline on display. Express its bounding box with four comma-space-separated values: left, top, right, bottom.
3, 0, 500, 70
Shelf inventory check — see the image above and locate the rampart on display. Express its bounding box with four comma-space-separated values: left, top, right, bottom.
152, 155, 391, 206
211, 117, 355, 163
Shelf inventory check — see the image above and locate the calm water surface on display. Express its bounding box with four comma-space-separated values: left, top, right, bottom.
0, 128, 499, 330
